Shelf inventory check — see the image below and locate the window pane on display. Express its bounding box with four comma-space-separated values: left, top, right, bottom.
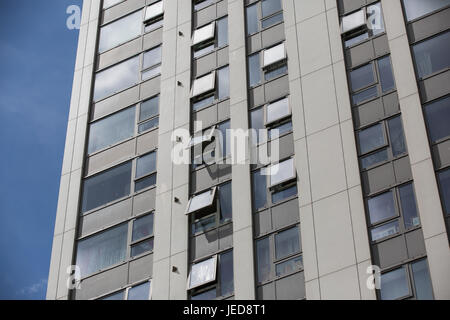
192, 214, 216, 234
94, 56, 140, 101
264, 64, 288, 81
192, 71, 215, 97
388, 116, 407, 157
188, 189, 216, 214
269, 121, 293, 140
219, 182, 232, 223
345, 32, 369, 48
219, 251, 234, 297
350, 63, 375, 92
191, 288, 216, 300
352, 86, 378, 105
262, 0, 282, 18
341, 9, 365, 33
76, 224, 128, 277
246, 4, 259, 35
248, 53, 261, 87
250, 108, 265, 145
272, 185, 297, 204
217, 17, 228, 47
132, 214, 154, 242
438, 168, 450, 215
252, 170, 267, 210
145, 1, 163, 21
144, 18, 164, 33
136, 152, 157, 178
424, 95, 450, 143
276, 255, 303, 277
99, 11, 142, 53
263, 43, 285, 67
140, 96, 159, 122
256, 237, 271, 283
399, 183, 420, 229
275, 227, 300, 260
411, 259, 434, 300
189, 256, 217, 289
403, 0, 450, 21
367, 2, 385, 35
380, 267, 410, 300
88, 106, 135, 154
135, 174, 157, 192
358, 123, 385, 154
368, 191, 396, 225
100, 290, 125, 300
138, 117, 159, 133
193, 44, 215, 59
131, 238, 154, 257
378, 56, 395, 93
262, 12, 283, 29
360, 148, 388, 170
143, 46, 162, 69
218, 121, 231, 158
128, 282, 150, 300
103, 0, 123, 9
371, 220, 400, 241
82, 162, 132, 213
142, 65, 161, 80
269, 158, 295, 187
217, 66, 230, 100
413, 31, 450, 78
194, 0, 215, 11
266, 97, 289, 124
193, 22, 215, 45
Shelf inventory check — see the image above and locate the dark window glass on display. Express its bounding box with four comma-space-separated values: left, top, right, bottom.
219, 251, 234, 296
378, 56, 395, 93
136, 152, 157, 179
76, 223, 128, 277
192, 215, 216, 234
371, 220, 400, 241
275, 227, 300, 260
352, 86, 378, 105
100, 290, 125, 300
438, 168, 450, 215
269, 121, 293, 140
424, 95, 450, 143
246, 4, 259, 35
411, 259, 434, 300
262, 12, 283, 28
250, 108, 265, 145
380, 266, 410, 300
135, 173, 157, 192
413, 31, 450, 78
403, 0, 450, 21
191, 288, 216, 300
368, 191, 396, 225
248, 53, 261, 87
256, 237, 271, 283
140, 96, 159, 122
144, 18, 164, 33
219, 182, 232, 223
252, 170, 267, 210
131, 238, 154, 257
218, 66, 230, 100
128, 282, 150, 300
388, 116, 407, 157
81, 162, 132, 213
358, 123, 385, 155
272, 185, 297, 204
132, 214, 154, 242
88, 106, 135, 154
345, 32, 369, 48
264, 64, 288, 81
217, 16, 228, 48
262, 0, 282, 18
194, 0, 215, 11
193, 95, 215, 111
360, 148, 388, 169
218, 121, 231, 158
399, 183, 420, 229
350, 63, 375, 92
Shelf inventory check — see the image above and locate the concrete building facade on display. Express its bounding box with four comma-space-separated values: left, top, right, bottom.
47, 0, 450, 300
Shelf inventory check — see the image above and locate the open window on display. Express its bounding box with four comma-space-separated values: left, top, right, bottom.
191, 71, 216, 98
263, 42, 286, 68
265, 97, 290, 125
193, 22, 215, 46
187, 125, 216, 149
144, 1, 164, 32
269, 158, 296, 188
186, 187, 218, 215
187, 255, 218, 290
341, 8, 366, 34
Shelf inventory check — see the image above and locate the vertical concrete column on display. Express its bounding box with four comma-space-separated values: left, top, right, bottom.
46, 0, 101, 300
228, 0, 256, 300
151, 0, 191, 300
282, 0, 374, 300
381, 0, 450, 299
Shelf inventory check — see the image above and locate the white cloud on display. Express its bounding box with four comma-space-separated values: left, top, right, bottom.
17, 279, 47, 296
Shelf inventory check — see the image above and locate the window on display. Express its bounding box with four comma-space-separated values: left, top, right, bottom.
189, 251, 234, 299
357, 123, 385, 155
191, 71, 216, 98
402, 0, 450, 21
192, 17, 228, 58
255, 226, 302, 284
76, 223, 128, 277
438, 168, 450, 215
135, 151, 157, 192
266, 97, 290, 124
342, 2, 385, 48
350, 63, 376, 92
193, 22, 215, 46
380, 266, 410, 300
98, 11, 142, 53
248, 46, 288, 87
411, 260, 434, 300
367, 183, 420, 242
424, 95, 450, 143
377, 56, 395, 93
248, 53, 261, 87
144, 1, 164, 32
252, 169, 267, 210
93, 56, 140, 102
87, 106, 135, 154
194, 0, 215, 11
103, 0, 124, 9
142, 46, 162, 80
263, 42, 286, 68
217, 66, 230, 100
191, 66, 229, 111
81, 161, 132, 213
269, 158, 296, 187
138, 95, 159, 133
186, 187, 217, 215
127, 281, 151, 300
100, 290, 125, 300
131, 213, 154, 257
246, 0, 284, 36
412, 31, 450, 79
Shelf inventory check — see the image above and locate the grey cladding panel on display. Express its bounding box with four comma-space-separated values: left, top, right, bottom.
128, 254, 153, 284
372, 235, 408, 269
419, 70, 450, 104
362, 162, 396, 195
432, 139, 450, 169
275, 272, 305, 300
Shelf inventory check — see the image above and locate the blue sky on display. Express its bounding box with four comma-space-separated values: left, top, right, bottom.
0, 0, 82, 299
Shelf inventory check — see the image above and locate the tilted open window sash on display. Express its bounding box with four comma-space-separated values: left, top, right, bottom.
187, 255, 218, 290
191, 71, 216, 98
269, 158, 296, 188
265, 97, 290, 125
185, 187, 217, 215
186, 125, 216, 149
341, 8, 367, 34
263, 42, 286, 68
192, 22, 216, 46
144, 1, 164, 23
